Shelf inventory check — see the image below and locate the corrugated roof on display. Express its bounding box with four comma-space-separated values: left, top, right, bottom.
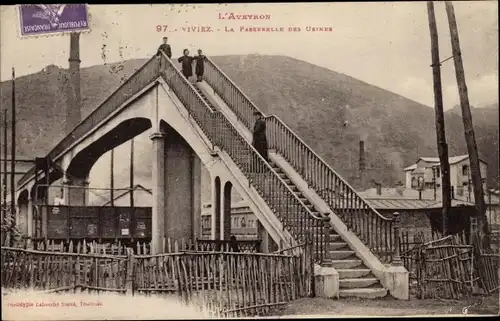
365, 197, 475, 210
365, 198, 436, 210
423, 199, 475, 209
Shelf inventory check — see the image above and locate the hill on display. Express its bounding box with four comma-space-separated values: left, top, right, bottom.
0, 55, 498, 191
210, 55, 498, 188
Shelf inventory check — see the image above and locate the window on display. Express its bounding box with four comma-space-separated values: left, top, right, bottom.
463, 182, 468, 186
462, 165, 469, 176
436, 167, 441, 178
411, 177, 417, 188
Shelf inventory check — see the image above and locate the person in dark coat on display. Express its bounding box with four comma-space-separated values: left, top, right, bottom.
252, 111, 269, 164
178, 49, 194, 81
194, 49, 205, 82
156, 37, 172, 59
229, 235, 240, 253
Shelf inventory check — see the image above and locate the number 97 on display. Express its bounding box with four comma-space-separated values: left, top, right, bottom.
156, 25, 168, 32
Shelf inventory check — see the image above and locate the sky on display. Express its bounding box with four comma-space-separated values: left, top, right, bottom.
0, 2, 498, 109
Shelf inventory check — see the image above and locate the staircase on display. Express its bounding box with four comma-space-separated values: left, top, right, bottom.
159, 54, 327, 262
159, 53, 397, 299
268, 160, 387, 298
193, 80, 388, 297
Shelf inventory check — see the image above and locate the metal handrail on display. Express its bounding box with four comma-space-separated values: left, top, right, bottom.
203, 55, 389, 221
159, 52, 326, 261
160, 53, 323, 221
203, 55, 396, 263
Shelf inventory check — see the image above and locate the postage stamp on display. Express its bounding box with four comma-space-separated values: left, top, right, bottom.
18, 4, 90, 37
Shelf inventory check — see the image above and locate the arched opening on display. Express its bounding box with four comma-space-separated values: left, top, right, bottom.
214, 176, 221, 240
223, 181, 232, 240
66, 117, 152, 180
62, 117, 151, 208
16, 190, 29, 236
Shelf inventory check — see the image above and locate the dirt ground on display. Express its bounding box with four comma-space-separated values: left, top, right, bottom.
273, 295, 499, 317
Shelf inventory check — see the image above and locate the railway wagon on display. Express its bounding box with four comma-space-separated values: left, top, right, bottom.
33, 205, 152, 244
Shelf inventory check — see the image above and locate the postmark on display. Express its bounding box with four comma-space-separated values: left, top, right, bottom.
17, 4, 90, 38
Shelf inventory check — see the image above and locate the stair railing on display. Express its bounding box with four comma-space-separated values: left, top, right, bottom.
204, 55, 395, 263
159, 53, 327, 263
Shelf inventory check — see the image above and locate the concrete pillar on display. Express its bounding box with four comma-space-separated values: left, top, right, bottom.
191, 153, 202, 241
27, 197, 33, 239
314, 264, 340, 299
257, 220, 269, 253
164, 133, 194, 244
212, 177, 221, 240
222, 182, 232, 240
150, 132, 166, 254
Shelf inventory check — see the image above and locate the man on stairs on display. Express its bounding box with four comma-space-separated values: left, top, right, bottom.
252, 111, 269, 172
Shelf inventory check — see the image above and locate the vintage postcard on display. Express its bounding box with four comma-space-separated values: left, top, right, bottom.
0, 2, 498, 320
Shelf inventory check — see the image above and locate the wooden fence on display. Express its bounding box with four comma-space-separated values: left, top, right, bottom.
28, 237, 263, 256
1, 247, 129, 294
1, 240, 313, 317
473, 232, 500, 294
400, 230, 499, 299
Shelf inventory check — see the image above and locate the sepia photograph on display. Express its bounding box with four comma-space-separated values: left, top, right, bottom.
0, 2, 498, 319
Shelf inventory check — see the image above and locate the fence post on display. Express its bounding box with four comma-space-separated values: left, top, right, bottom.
392, 212, 403, 266
322, 214, 332, 267
125, 248, 134, 295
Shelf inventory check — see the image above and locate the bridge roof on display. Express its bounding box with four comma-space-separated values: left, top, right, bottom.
17, 56, 160, 189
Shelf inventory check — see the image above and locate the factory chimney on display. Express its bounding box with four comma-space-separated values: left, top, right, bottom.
359, 140, 366, 188
66, 32, 82, 134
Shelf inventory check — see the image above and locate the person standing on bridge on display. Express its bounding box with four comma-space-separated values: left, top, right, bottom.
156, 37, 172, 59
194, 49, 205, 82
178, 49, 194, 82
252, 111, 269, 167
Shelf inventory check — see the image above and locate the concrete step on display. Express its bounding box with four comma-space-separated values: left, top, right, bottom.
294, 233, 342, 242
339, 278, 379, 289
328, 250, 356, 260
337, 268, 371, 279
328, 242, 349, 250
339, 288, 388, 299
331, 259, 363, 269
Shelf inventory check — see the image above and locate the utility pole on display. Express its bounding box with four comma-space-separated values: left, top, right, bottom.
2, 108, 7, 223
130, 139, 134, 207
10, 67, 17, 236
110, 149, 114, 207
445, 1, 489, 244
427, 1, 452, 236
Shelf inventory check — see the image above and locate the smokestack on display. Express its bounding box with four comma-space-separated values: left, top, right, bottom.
396, 181, 405, 196
66, 32, 82, 134
359, 141, 366, 188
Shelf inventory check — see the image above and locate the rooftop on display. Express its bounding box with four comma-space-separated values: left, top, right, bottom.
403, 154, 488, 171
364, 198, 474, 211
359, 186, 499, 208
